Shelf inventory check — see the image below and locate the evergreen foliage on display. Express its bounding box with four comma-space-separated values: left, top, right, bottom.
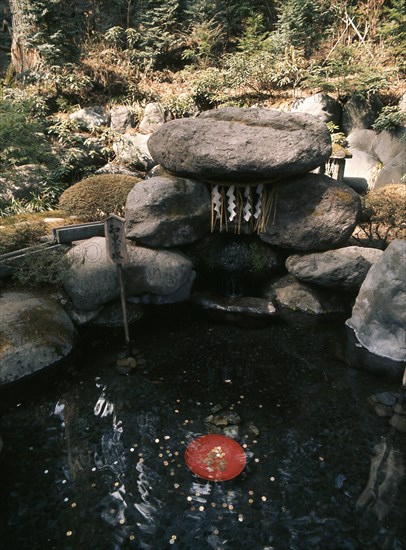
273, 0, 327, 57
2, 0, 405, 220
380, 0, 406, 59
0, 96, 50, 167
372, 105, 406, 132
14, 0, 88, 65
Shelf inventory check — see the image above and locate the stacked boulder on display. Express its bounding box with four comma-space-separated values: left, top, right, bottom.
291, 92, 406, 191
57, 107, 366, 328
1, 107, 402, 384
125, 107, 363, 320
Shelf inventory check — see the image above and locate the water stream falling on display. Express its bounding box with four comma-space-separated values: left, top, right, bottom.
0, 305, 405, 549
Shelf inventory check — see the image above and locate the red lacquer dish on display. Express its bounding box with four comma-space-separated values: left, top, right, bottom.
185, 434, 246, 481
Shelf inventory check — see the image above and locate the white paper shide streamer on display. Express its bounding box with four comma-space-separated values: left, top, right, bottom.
254, 184, 263, 220
227, 185, 236, 221
243, 186, 252, 222
213, 185, 222, 217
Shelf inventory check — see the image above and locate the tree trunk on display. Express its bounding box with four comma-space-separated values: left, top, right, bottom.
9, 0, 41, 73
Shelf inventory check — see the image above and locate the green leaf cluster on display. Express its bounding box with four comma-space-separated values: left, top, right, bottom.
0, 96, 51, 168
372, 105, 406, 133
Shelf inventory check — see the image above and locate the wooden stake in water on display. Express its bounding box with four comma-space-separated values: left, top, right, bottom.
104, 214, 131, 357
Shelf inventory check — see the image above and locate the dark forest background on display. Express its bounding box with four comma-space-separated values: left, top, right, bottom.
0, 0, 404, 217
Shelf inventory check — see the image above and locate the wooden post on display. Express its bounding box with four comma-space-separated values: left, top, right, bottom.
104, 214, 131, 357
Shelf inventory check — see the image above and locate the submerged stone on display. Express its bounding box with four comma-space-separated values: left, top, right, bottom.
192, 291, 277, 320
389, 413, 406, 433
265, 275, 347, 319
223, 425, 240, 439
0, 290, 77, 385
346, 240, 406, 368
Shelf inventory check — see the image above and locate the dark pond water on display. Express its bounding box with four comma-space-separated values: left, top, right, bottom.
0, 305, 405, 550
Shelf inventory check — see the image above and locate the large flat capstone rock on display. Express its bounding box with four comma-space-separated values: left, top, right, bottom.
125, 175, 211, 247
0, 291, 77, 385
259, 174, 361, 251
346, 240, 406, 364
148, 107, 332, 183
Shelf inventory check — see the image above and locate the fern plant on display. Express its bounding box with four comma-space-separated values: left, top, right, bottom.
372, 105, 406, 133
0, 98, 51, 168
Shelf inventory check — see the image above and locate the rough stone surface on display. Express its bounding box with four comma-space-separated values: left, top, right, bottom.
110, 105, 134, 134
95, 162, 144, 177
125, 175, 211, 247
399, 92, 406, 114
145, 164, 172, 179
346, 240, 406, 363
259, 174, 361, 251
291, 93, 342, 124
125, 243, 194, 297
148, 107, 332, 183
186, 234, 283, 277
62, 237, 119, 310
69, 106, 109, 130
265, 275, 346, 317
0, 291, 77, 385
342, 95, 383, 135
286, 246, 383, 290
374, 152, 406, 189
112, 134, 155, 171
191, 291, 277, 319
374, 129, 406, 165
65, 304, 102, 326
347, 129, 377, 156
0, 164, 48, 203
62, 237, 195, 310
343, 149, 379, 192
128, 271, 196, 305
139, 102, 165, 134
89, 300, 144, 327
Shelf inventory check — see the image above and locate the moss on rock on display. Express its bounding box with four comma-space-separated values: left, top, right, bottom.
58, 174, 141, 221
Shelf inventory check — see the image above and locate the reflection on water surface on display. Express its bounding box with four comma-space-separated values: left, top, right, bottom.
0, 305, 405, 549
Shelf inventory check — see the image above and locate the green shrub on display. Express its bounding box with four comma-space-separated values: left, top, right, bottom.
372, 106, 406, 133
58, 174, 140, 220
306, 45, 389, 98
326, 122, 348, 146
364, 184, 406, 227
191, 67, 227, 108
224, 46, 306, 94
0, 98, 51, 168
354, 184, 406, 247
163, 93, 197, 118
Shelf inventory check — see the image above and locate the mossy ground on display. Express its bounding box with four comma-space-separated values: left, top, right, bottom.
0, 211, 83, 254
